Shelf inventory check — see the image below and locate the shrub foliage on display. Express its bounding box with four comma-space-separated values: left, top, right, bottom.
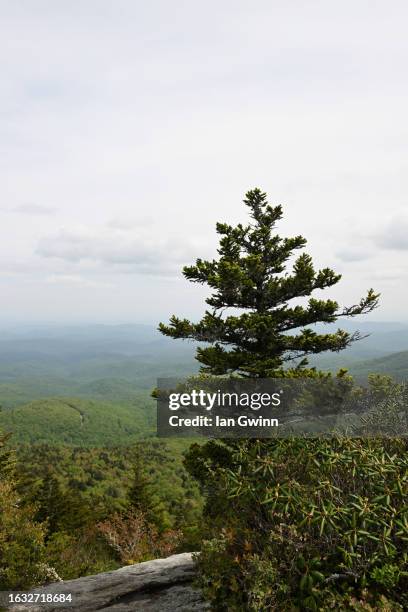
186, 437, 408, 610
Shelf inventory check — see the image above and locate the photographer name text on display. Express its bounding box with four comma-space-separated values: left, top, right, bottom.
168, 414, 279, 428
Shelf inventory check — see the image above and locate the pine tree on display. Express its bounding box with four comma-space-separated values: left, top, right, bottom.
127, 449, 165, 529
127, 453, 152, 513
159, 189, 379, 377
31, 472, 91, 534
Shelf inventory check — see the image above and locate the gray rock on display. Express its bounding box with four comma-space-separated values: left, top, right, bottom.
8, 553, 209, 611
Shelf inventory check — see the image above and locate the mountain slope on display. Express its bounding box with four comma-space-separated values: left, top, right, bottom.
0, 397, 154, 445
347, 350, 408, 382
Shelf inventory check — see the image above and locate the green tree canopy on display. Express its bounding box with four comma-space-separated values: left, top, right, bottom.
0, 430, 47, 589
159, 189, 379, 377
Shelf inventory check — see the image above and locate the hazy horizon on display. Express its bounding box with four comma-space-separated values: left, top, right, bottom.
1, 317, 408, 331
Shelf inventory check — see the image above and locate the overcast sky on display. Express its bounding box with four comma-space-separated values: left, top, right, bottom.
1, 1, 407, 325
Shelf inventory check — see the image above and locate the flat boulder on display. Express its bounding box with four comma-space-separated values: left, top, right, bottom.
8, 553, 209, 611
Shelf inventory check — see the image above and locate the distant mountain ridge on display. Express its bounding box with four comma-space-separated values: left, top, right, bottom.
0, 322, 406, 446
0, 321, 406, 412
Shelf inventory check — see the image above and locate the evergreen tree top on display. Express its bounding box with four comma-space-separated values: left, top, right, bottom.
159, 189, 379, 378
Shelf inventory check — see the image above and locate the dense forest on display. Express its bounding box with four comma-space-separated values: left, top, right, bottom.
0, 435, 203, 586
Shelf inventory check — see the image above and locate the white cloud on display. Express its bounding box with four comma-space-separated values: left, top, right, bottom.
0, 204, 55, 215
45, 274, 113, 288
335, 248, 371, 262
13, 204, 55, 215
368, 267, 408, 282
374, 214, 408, 250
36, 224, 208, 276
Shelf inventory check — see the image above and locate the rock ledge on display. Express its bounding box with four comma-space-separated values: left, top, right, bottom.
9, 553, 208, 611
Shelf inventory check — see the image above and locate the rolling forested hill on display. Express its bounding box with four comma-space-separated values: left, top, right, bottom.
0, 324, 199, 408
345, 350, 408, 381
0, 396, 155, 445
0, 321, 407, 447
